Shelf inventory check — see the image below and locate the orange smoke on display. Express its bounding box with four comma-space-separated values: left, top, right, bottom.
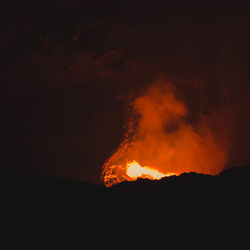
102, 77, 230, 187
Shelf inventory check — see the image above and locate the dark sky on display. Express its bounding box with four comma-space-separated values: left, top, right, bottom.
1, 0, 250, 184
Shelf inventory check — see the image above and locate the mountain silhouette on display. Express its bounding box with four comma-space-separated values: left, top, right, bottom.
1, 164, 249, 233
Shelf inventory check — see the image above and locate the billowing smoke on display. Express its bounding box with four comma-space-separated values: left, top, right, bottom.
102, 75, 232, 186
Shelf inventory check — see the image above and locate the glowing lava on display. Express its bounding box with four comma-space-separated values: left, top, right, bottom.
126, 161, 176, 180
102, 77, 230, 187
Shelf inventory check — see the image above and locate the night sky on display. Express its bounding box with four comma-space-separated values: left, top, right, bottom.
1, 0, 250, 184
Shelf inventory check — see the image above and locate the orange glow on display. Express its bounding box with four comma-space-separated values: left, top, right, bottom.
126, 161, 176, 180
102, 76, 231, 187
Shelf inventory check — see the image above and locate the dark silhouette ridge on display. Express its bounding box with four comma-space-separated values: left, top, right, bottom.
2, 164, 250, 209
2, 164, 249, 238
109, 166, 249, 211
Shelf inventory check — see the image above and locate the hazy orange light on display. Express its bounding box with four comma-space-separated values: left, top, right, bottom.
102, 77, 230, 187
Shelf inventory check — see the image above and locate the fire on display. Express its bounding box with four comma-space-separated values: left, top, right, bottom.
126, 161, 176, 180
102, 76, 230, 187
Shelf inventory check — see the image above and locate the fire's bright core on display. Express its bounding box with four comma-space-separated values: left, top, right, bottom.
126, 161, 176, 180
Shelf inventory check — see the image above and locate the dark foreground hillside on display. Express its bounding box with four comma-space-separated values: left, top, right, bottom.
1, 164, 250, 234
2, 164, 250, 208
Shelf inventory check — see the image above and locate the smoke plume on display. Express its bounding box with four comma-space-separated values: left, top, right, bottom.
102, 75, 232, 186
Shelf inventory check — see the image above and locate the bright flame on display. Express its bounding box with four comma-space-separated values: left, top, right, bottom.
102, 76, 231, 187
126, 161, 176, 180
